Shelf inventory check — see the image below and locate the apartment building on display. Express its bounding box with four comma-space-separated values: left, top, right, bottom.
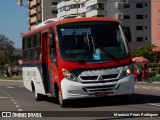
27, 0, 160, 49
112, 0, 152, 50
28, 0, 57, 31
56, 0, 160, 50
151, 0, 160, 47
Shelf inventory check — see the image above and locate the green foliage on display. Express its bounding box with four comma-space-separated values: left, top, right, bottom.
0, 34, 16, 72
132, 44, 160, 63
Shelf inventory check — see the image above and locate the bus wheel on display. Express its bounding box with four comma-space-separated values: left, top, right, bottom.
58, 90, 66, 108
35, 90, 43, 101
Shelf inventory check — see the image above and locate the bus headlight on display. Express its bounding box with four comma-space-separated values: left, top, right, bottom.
62, 69, 78, 82
121, 65, 133, 78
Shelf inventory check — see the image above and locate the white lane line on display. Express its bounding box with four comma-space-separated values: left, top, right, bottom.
18, 109, 23, 111
16, 105, 20, 108
148, 103, 160, 107
6, 86, 15, 89
18, 86, 24, 88
0, 88, 23, 111
0, 97, 11, 99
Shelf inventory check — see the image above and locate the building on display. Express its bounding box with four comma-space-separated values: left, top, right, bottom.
28, 0, 57, 31
57, 0, 105, 18
104, 0, 151, 50
151, 0, 160, 47
56, 0, 160, 50
27, 0, 160, 50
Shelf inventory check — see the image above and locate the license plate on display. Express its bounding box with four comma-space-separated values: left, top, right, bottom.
95, 92, 108, 97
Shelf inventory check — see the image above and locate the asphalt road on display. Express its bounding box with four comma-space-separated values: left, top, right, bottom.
0, 80, 160, 120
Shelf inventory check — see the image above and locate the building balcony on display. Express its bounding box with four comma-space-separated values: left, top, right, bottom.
30, 0, 37, 7
30, 16, 37, 23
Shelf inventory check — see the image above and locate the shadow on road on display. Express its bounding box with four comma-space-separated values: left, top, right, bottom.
44, 93, 160, 108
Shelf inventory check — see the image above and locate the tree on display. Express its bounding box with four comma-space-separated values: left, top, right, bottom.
132, 44, 160, 63
0, 34, 16, 76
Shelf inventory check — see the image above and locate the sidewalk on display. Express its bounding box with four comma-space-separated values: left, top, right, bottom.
135, 81, 160, 86
135, 81, 160, 91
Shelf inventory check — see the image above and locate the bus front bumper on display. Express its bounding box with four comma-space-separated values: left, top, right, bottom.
61, 75, 134, 100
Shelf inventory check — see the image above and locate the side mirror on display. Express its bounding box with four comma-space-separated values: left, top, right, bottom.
123, 26, 132, 42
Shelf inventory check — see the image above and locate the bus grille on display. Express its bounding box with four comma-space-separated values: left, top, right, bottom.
84, 85, 115, 92
77, 67, 121, 83
80, 74, 118, 80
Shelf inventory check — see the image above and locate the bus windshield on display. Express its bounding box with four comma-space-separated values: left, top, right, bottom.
57, 21, 129, 62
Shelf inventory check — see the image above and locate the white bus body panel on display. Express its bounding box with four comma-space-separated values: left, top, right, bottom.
61, 75, 134, 100
22, 67, 46, 95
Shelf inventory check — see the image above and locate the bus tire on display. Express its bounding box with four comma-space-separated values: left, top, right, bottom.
32, 83, 44, 101
35, 90, 43, 101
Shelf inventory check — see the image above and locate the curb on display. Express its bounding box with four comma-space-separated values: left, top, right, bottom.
135, 85, 160, 91
0, 79, 23, 82
135, 82, 160, 86
135, 82, 160, 91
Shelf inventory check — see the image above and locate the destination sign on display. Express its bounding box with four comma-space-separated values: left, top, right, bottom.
61, 28, 91, 36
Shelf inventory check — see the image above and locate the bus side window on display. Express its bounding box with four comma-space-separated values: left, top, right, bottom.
36, 33, 41, 60
50, 28, 57, 65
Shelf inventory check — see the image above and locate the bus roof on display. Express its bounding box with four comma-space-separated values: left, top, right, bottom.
22, 17, 119, 37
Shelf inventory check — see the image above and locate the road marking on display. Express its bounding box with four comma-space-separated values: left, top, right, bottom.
18, 109, 23, 111
16, 105, 20, 108
11, 99, 15, 102
0, 88, 23, 111
148, 103, 160, 107
14, 102, 17, 104
6, 86, 15, 89
18, 86, 24, 88
0, 97, 11, 99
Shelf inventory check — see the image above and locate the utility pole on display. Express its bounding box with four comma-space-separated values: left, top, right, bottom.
74, 0, 80, 15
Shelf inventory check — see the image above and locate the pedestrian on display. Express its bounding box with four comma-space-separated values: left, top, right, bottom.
141, 64, 149, 80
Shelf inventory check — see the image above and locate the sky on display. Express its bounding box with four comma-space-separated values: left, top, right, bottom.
0, 0, 28, 48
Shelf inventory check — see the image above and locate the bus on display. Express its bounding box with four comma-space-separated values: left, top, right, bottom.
22, 16, 134, 107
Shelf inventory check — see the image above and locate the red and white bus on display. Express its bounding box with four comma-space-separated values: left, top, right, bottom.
22, 16, 134, 107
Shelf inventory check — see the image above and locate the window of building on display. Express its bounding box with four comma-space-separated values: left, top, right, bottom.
52, 10, 58, 14
136, 3, 143, 8
97, 3, 104, 10
145, 3, 148, 7
124, 15, 130, 19
145, 37, 148, 40
52, 2, 57, 6
136, 37, 143, 41
81, 2, 85, 8
57, 8, 62, 13
65, 6, 71, 11
136, 15, 143, 19
124, 4, 130, 8
70, 4, 78, 9
145, 26, 148, 29
136, 26, 143, 30
145, 15, 148, 18
87, 4, 98, 12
